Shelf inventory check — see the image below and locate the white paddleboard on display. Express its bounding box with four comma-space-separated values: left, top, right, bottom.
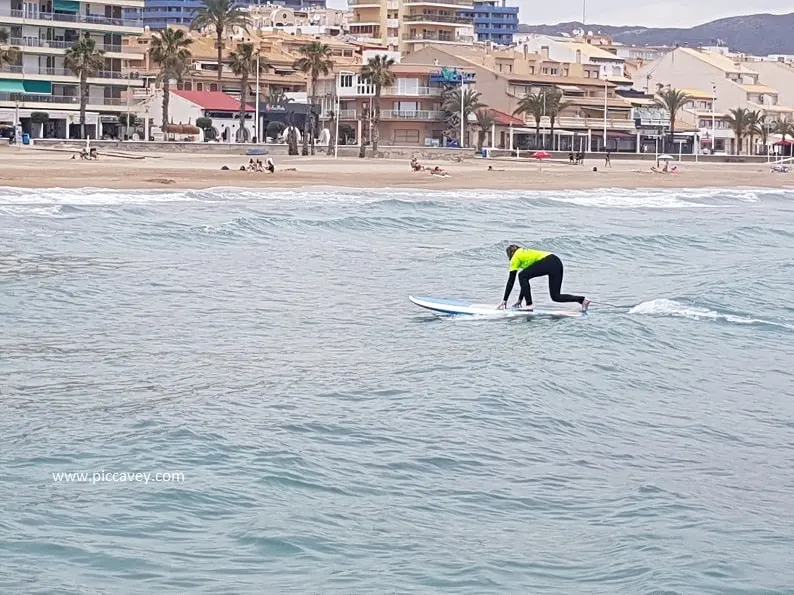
408, 295, 587, 319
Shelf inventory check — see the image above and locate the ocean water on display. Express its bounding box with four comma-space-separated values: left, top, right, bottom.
1, 185, 793, 594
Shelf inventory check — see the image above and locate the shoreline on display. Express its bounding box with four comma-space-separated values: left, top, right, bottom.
1, 147, 792, 192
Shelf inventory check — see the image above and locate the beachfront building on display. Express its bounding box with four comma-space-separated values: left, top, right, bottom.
401, 44, 644, 152
247, 5, 348, 37
635, 47, 794, 154
0, 0, 145, 139
146, 88, 253, 140
142, 0, 327, 30
515, 34, 627, 83
459, 0, 518, 45
347, 0, 474, 53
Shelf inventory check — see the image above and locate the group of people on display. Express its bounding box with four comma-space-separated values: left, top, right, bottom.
409, 158, 450, 177
242, 157, 275, 173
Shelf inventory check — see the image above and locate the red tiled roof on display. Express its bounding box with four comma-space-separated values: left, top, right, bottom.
487, 108, 523, 127
171, 90, 254, 112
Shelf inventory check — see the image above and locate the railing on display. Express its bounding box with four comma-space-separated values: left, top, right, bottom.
0, 65, 127, 78
348, 0, 381, 4
4, 9, 143, 28
10, 37, 123, 52
337, 109, 357, 119
380, 109, 444, 120
516, 115, 637, 130
386, 18, 399, 28
403, 14, 472, 24
403, 33, 474, 43
403, 0, 474, 6
381, 85, 442, 96
0, 93, 126, 105
386, 0, 399, 8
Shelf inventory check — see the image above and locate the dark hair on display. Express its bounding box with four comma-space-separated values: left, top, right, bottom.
506, 244, 520, 258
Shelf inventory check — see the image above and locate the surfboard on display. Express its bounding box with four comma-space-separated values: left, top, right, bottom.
408, 295, 587, 319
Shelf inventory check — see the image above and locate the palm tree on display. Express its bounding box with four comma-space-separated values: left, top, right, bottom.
774, 117, 794, 157
752, 114, 770, 155
293, 41, 333, 155
442, 88, 486, 148
149, 28, 193, 130
228, 42, 263, 143
726, 107, 750, 154
474, 109, 495, 153
360, 54, 395, 155
513, 92, 544, 149
746, 110, 761, 155
543, 87, 570, 151
190, 0, 249, 84
654, 88, 691, 153
0, 27, 20, 67
65, 36, 105, 139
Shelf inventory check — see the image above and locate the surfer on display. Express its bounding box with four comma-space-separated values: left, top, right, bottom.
498, 245, 590, 312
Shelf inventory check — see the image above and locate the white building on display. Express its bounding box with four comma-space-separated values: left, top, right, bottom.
515, 34, 626, 81
0, 0, 145, 138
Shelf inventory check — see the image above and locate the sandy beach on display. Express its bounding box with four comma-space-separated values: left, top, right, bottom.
1, 145, 791, 190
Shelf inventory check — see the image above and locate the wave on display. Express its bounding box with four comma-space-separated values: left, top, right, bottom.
628, 299, 793, 330
0, 186, 790, 211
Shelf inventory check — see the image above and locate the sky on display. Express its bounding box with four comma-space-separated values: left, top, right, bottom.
328, 0, 792, 29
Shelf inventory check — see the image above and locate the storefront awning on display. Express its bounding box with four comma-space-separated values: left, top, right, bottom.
0, 79, 26, 93
54, 0, 80, 12
23, 80, 52, 95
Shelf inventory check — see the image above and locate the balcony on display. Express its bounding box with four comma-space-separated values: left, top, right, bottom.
0, 93, 127, 106
516, 115, 637, 131
9, 37, 126, 54
0, 65, 139, 82
381, 85, 442, 96
380, 109, 444, 120
403, 14, 472, 24
386, 0, 398, 7
403, 0, 473, 6
2, 9, 143, 30
348, 0, 382, 6
403, 33, 474, 44
338, 109, 357, 119
386, 18, 399, 27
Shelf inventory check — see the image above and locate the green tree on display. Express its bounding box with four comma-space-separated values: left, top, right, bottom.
726, 107, 751, 154
543, 87, 571, 151
654, 88, 691, 153
149, 27, 193, 130
751, 113, 769, 155
293, 41, 333, 155
228, 42, 264, 142
513, 92, 544, 149
360, 54, 396, 155
65, 36, 105, 139
746, 109, 761, 155
190, 0, 249, 84
774, 117, 794, 157
325, 109, 337, 155
442, 88, 486, 148
474, 109, 495, 153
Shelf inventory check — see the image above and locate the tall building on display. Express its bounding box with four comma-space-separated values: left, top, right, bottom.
0, 0, 146, 139
461, 0, 517, 45
348, 0, 474, 53
141, 0, 327, 30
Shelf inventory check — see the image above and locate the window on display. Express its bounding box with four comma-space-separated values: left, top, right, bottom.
340, 73, 353, 88
394, 129, 420, 144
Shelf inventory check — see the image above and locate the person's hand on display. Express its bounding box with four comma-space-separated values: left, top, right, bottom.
497, 301, 507, 310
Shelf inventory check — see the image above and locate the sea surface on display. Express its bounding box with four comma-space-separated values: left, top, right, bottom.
1, 184, 793, 594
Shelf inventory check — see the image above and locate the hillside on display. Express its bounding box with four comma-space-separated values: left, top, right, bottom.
517, 13, 794, 56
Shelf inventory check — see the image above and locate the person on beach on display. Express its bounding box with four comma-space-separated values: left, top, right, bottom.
498, 244, 590, 312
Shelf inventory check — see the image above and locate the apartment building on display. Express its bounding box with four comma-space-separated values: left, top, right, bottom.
0, 0, 145, 138
347, 0, 474, 53
516, 34, 626, 81
142, 0, 327, 30
403, 44, 641, 152
635, 47, 794, 153
459, 0, 517, 45
247, 5, 348, 37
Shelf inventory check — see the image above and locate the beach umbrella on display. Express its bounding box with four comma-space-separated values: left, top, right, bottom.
658, 154, 675, 161
531, 150, 552, 172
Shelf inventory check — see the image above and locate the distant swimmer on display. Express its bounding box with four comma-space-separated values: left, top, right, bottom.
498, 244, 590, 312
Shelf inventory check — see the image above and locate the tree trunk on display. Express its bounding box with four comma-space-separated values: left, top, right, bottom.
162, 77, 170, 129
534, 119, 540, 150
550, 118, 556, 151
371, 89, 380, 156
309, 75, 316, 156
287, 111, 298, 155
477, 130, 484, 152
237, 73, 248, 143
216, 31, 223, 84
358, 109, 367, 158
80, 70, 87, 139
669, 117, 676, 154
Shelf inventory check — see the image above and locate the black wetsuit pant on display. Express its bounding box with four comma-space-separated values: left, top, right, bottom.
518, 254, 584, 306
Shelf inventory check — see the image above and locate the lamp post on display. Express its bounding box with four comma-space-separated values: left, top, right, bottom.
255, 50, 260, 143
602, 73, 608, 151
711, 81, 716, 153
460, 76, 465, 149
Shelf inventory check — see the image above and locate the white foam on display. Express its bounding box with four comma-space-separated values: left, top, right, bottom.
629, 299, 792, 328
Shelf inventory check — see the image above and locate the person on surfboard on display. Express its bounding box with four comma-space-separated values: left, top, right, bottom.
498, 244, 591, 312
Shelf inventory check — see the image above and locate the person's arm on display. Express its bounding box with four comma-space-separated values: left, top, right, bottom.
499, 270, 517, 308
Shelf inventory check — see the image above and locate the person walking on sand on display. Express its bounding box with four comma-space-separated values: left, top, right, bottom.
605, 150, 612, 167
498, 245, 590, 312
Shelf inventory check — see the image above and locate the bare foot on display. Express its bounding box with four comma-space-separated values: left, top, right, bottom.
582, 298, 591, 312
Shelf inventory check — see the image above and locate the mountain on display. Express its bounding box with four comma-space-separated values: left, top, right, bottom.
517, 13, 794, 56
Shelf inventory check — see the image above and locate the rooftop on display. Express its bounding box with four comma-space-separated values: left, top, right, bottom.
171, 90, 254, 112
680, 47, 758, 75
